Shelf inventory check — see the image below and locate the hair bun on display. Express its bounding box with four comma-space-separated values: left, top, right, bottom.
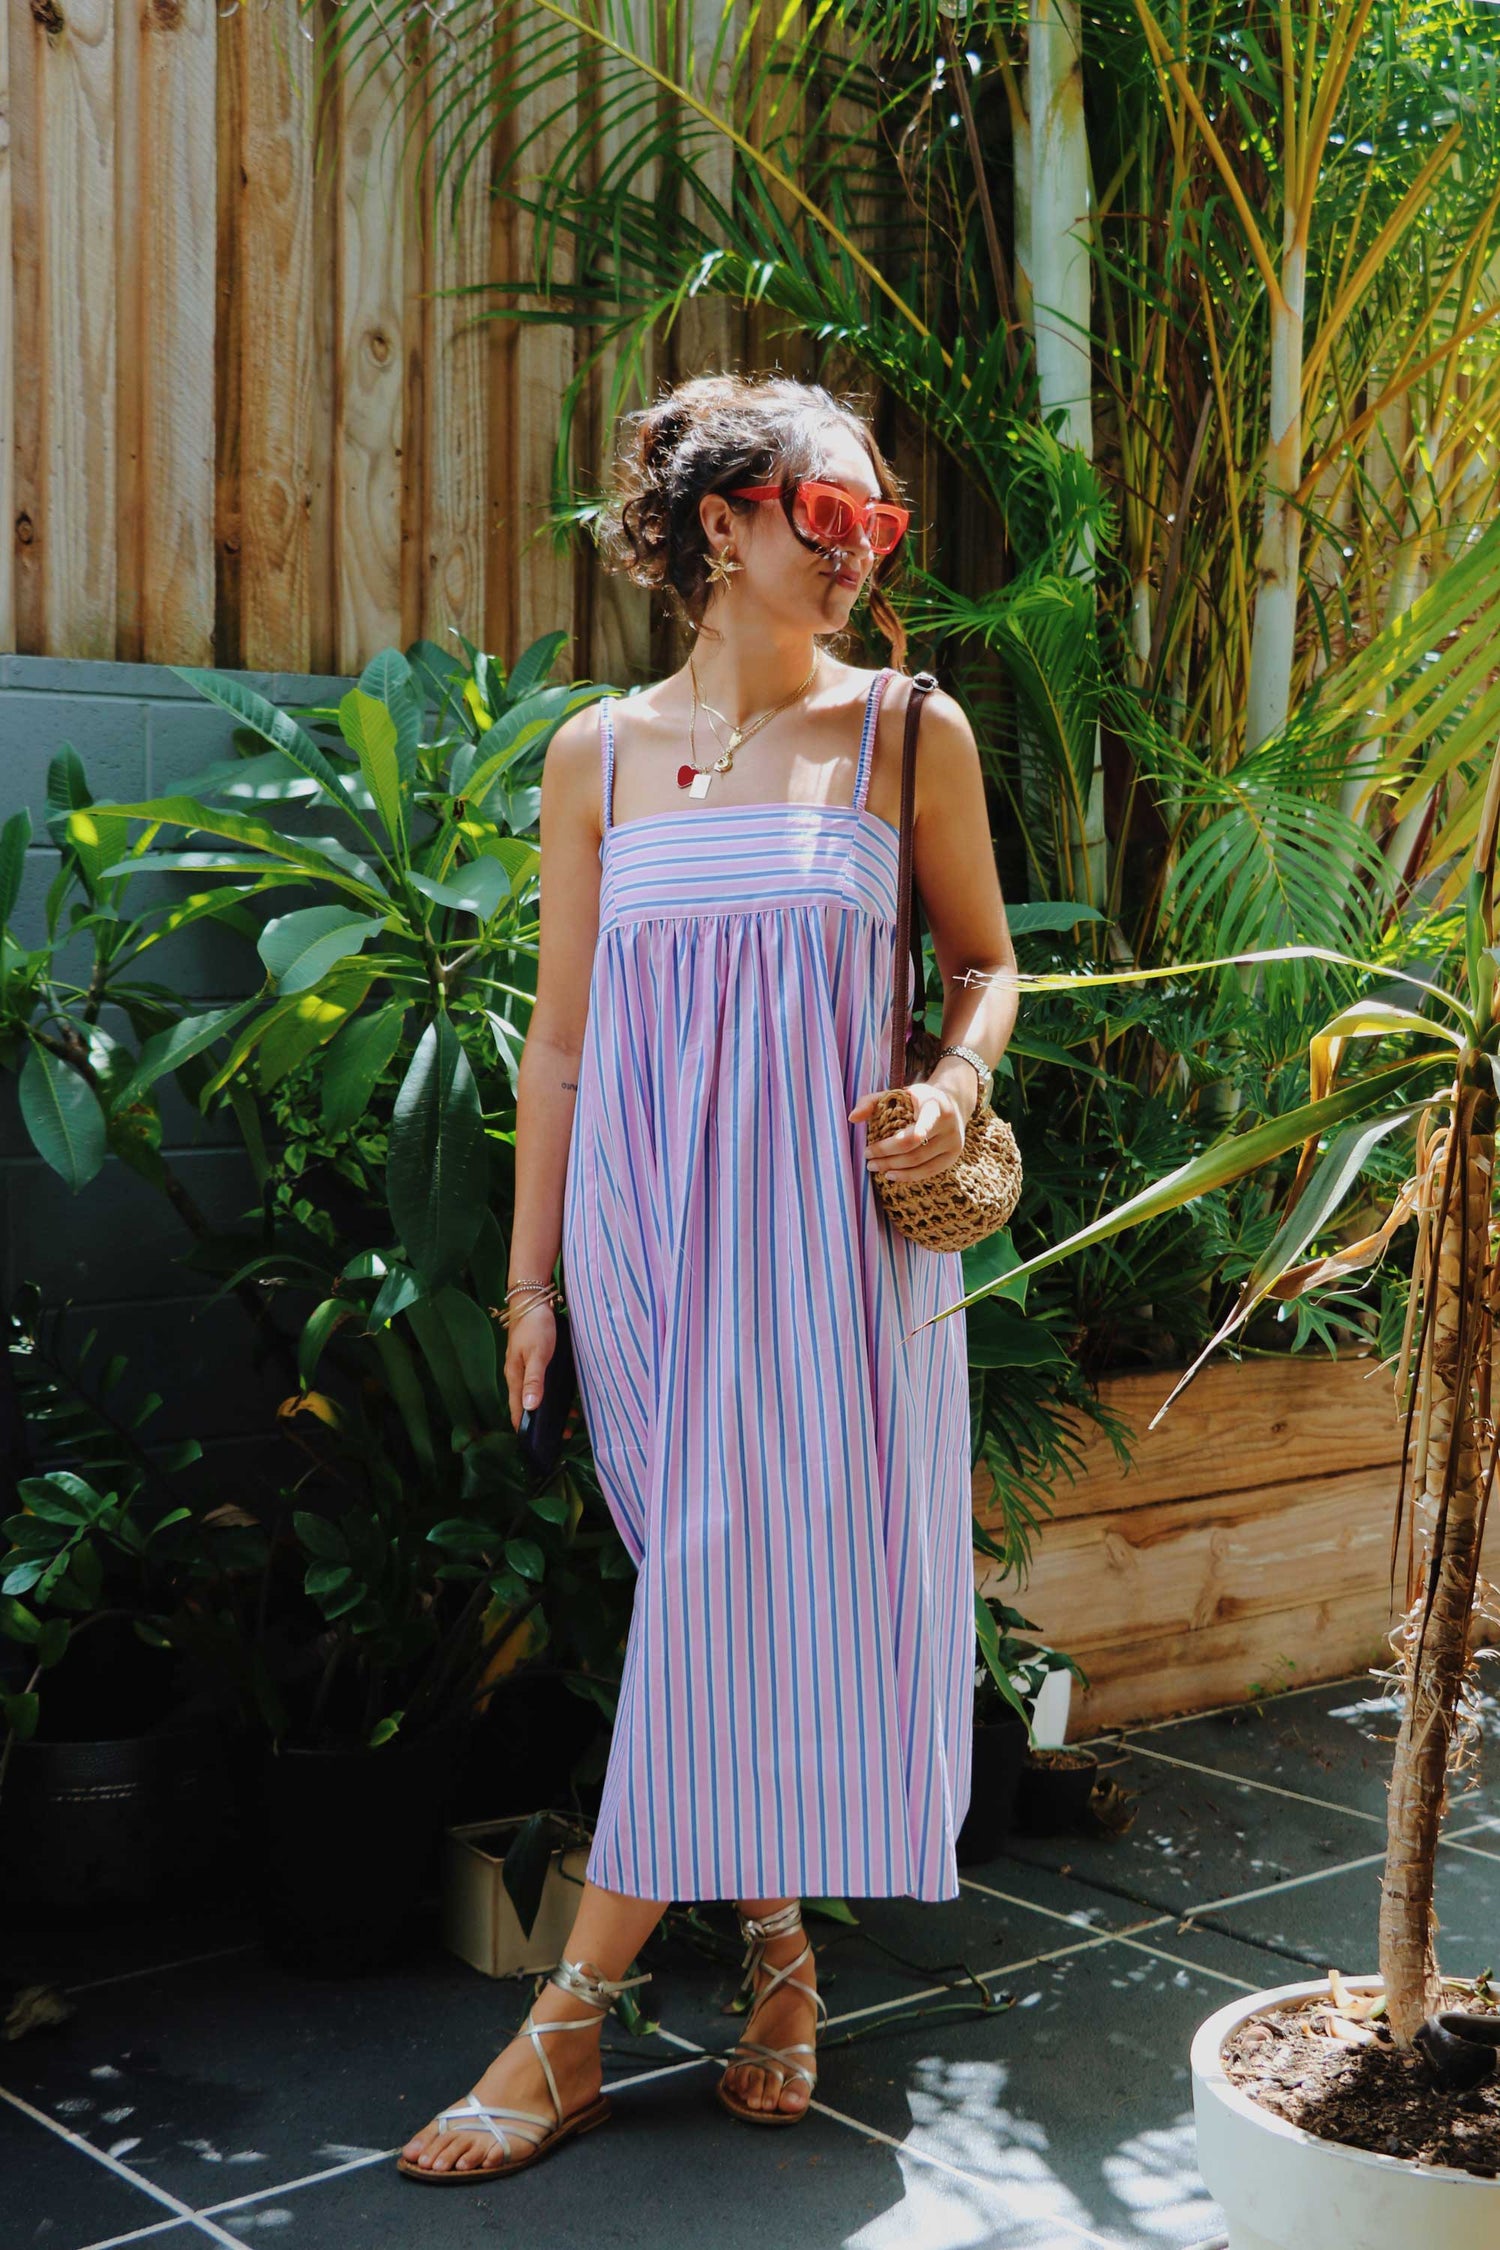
643, 402, 693, 472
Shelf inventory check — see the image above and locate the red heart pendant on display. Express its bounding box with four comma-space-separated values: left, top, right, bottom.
676, 764, 698, 789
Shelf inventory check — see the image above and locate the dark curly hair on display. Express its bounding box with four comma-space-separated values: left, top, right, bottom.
594, 372, 911, 669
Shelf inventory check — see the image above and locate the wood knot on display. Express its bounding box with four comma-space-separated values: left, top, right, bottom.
30, 0, 64, 32
15, 511, 34, 548
148, 0, 184, 25
367, 328, 391, 366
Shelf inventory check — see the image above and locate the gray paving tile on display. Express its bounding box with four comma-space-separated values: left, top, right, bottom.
1113, 1673, 1499, 1829
1182, 1833, 1499, 1972
0, 1934, 690, 2213
1002, 1738, 1382, 1922
815, 1937, 1226, 2250
0, 2089, 185, 2250
190, 2063, 1100, 2250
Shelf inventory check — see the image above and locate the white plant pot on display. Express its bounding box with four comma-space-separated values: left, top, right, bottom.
1025, 1664, 1073, 1748
1191, 1977, 1499, 2250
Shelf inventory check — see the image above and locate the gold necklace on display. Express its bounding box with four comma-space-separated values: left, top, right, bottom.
678, 653, 820, 799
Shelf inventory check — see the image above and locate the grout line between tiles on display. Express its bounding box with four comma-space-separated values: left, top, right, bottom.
75, 2223, 186, 2250
808, 2091, 1125, 2250
1120, 1742, 1386, 1824
821, 1933, 1118, 2031
957, 1870, 1169, 1941
66, 1944, 257, 1997
0, 2082, 243, 2250
1107, 1932, 1261, 1992
1175, 1846, 1387, 1922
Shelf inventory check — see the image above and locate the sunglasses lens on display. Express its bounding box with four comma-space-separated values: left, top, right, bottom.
796, 484, 858, 544
869, 507, 907, 556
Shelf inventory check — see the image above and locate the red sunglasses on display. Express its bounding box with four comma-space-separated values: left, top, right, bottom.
729, 478, 910, 559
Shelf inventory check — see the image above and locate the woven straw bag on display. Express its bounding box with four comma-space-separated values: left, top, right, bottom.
866, 671, 1023, 1253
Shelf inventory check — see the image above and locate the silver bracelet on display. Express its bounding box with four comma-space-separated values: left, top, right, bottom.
938, 1042, 993, 1111
505, 1277, 554, 1297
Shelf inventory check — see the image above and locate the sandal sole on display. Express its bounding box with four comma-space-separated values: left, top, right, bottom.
715, 2076, 815, 2126
395, 2095, 612, 2183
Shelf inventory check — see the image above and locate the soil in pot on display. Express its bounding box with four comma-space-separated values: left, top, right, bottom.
956, 1714, 1028, 1865
250, 1716, 472, 1977
1222, 1987, 1500, 2179
1014, 1747, 1100, 1837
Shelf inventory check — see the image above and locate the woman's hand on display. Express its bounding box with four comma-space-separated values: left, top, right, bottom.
504, 1302, 556, 1428
849, 1079, 969, 1182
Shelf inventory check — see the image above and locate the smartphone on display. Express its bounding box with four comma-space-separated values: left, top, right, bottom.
517, 1308, 577, 1480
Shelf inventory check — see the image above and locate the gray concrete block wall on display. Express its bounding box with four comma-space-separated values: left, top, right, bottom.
1, 655, 356, 1504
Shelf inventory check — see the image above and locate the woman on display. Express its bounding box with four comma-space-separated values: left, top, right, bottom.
399, 372, 1017, 2182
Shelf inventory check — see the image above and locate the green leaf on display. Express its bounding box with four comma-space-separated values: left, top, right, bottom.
504, 1536, 545, 1582
97, 798, 386, 906
965, 1300, 1068, 1368
1005, 900, 1103, 934
0, 807, 31, 927
961, 1228, 1025, 1306
305, 1561, 354, 1600
388, 1017, 488, 1288
339, 688, 407, 854
19, 1043, 107, 1189
298, 1299, 349, 1391
935, 1050, 1454, 1325
258, 906, 387, 995
506, 631, 566, 703
358, 649, 423, 778
407, 860, 508, 921
36, 1617, 70, 1668
117, 998, 261, 1107
168, 668, 365, 818
293, 1509, 349, 1563
319, 1002, 407, 1136
368, 1712, 404, 1748
2, 1691, 40, 1742
0, 1596, 42, 1645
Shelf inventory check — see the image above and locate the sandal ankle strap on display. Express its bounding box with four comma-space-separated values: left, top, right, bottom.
547, 1955, 653, 2011
736, 1899, 803, 1945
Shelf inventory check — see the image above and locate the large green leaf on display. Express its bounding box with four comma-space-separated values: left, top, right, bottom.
358, 649, 423, 779
168, 667, 373, 829
0, 808, 31, 927
407, 860, 508, 920
339, 689, 407, 855
97, 798, 387, 907
19, 1044, 107, 1189
117, 998, 262, 1107
258, 906, 388, 995
914, 1049, 1456, 1334
388, 1016, 488, 1287
320, 1001, 408, 1136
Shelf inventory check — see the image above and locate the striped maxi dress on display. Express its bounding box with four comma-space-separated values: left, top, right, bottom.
560, 665, 974, 1903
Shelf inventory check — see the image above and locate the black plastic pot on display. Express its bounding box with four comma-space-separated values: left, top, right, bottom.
1014, 1747, 1100, 1836
250, 1716, 472, 1976
955, 1713, 1029, 1866
0, 1722, 231, 1913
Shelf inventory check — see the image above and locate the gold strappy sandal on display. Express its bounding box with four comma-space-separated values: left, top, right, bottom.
396, 1954, 651, 2184
716, 1899, 829, 2127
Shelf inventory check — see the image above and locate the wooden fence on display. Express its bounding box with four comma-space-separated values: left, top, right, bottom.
0, 0, 806, 681
975, 1354, 1500, 1734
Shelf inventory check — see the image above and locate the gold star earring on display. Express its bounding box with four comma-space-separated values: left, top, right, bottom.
705, 543, 744, 592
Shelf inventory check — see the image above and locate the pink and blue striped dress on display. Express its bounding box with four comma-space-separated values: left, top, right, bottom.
561, 665, 973, 1903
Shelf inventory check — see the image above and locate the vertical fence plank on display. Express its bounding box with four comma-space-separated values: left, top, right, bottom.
236, 0, 313, 673
420, 48, 492, 657
28, 0, 115, 658
0, 0, 12, 654
10, 0, 42, 653
502, 14, 577, 666
335, 28, 406, 670
582, 0, 653, 688
128, 0, 216, 665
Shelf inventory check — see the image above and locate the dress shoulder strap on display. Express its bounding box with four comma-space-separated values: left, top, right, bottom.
598, 695, 616, 833
851, 668, 894, 814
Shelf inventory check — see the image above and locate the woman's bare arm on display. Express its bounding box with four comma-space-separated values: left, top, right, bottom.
854, 683, 1018, 1181
503, 702, 605, 1422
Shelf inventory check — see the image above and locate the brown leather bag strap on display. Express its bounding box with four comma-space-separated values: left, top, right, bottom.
889, 670, 939, 1087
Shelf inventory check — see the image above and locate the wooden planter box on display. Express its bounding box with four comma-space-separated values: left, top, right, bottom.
442, 1817, 590, 1979
972, 1353, 1495, 1736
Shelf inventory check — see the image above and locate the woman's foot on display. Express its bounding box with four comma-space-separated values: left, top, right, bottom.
400, 1978, 607, 2175
721, 1914, 822, 2117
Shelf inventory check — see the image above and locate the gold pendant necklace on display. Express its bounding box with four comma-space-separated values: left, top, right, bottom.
678, 653, 820, 798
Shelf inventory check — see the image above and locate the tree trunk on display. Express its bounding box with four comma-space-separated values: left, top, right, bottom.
1378, 1068, 1496, 2046
1244, 232, 1306, 749
1027, 0, 1105, 905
